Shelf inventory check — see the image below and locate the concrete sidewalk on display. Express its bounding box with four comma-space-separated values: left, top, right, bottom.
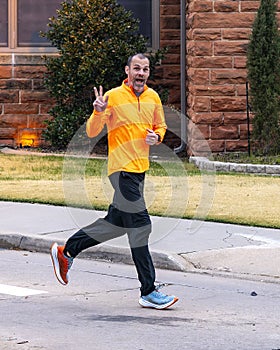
1, 201, 280, 283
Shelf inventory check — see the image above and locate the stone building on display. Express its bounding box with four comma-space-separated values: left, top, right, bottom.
0, 0, 272, 153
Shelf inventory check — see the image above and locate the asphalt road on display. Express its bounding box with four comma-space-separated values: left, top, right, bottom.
0, 248, 280, 350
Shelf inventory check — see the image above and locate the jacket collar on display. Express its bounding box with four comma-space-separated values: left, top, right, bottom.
122, 78, 148, 95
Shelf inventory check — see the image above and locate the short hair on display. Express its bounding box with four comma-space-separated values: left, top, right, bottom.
126, 53, 149, 67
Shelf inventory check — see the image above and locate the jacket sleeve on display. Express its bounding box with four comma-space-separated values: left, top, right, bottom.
153, 98, 167, 144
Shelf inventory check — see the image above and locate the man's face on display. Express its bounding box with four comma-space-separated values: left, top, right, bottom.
125, 56, 150, 93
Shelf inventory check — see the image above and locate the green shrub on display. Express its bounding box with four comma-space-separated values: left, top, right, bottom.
247, 0, 280, 155
41, 0, 166, 149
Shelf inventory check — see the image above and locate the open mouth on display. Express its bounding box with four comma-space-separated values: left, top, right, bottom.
135, 78, 145, 84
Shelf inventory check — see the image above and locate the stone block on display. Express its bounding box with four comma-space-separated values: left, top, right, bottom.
0, 91, 19, 103
229, 163, 247, 173
191, 13, 255, 29
193, 96, 211, 112
0, 79, 32, 90
214, 1, 239, 12
188, 1, 213, 13
162, 65, 180, 79
0, 55, 12, 65
4, 103, 39, 115
189, 56, 232, 69
33, 79, 46, 90
0, 115, 28, 128
206, 139, 226, 153
188, 138, 219, 156
188, 69, 210, 84
0, 127, 17, 138
211, 69, 247, 84
188, 123, 210, 140
241, 1, 261, 12
222, 29, 251, 40
161, 16, 180, 30
213, 161, 231, 172
223, 112, 248, 124
0, 139, 15, 147
21, 91, 52, 103
14, 55, 48, 65
14, 65, 47, 79
0, 66, 12, 79
225, 140, 249, 152
214, 41, 248, 56
211, 97, 246, 112
187, 41, 213, 56
189, 111, 223, 125
236, 83, 247, 95
28, 115, 52, 128
246, 164, 266, 174
187, 41, 212, 56
265, 165, 280, 175
39, 104, 54, 114
189, 84, 236, 96
210, 125, 239, 140
161, 4, 180, 15
189, 28, 221, 41
234, 56, 248, 69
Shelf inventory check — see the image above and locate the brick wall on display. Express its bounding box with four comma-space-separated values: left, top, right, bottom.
187, 0, 264, 154
0, 55, 54, 147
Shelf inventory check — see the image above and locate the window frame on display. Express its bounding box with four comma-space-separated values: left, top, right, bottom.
1, 0, 160, 53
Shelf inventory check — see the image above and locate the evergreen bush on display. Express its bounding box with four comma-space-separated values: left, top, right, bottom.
247, 0, 280, 155
41, 0, 166, 149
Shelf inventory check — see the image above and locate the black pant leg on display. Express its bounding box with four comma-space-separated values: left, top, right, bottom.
115, 171, 155, 296
130, 245, 155, 296
65, 205, 126, 258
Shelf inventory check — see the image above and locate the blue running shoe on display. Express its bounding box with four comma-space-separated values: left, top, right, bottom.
139, 287, 178, 309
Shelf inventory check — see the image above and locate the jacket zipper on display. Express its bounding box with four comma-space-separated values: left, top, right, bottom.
137, 96, 140, 112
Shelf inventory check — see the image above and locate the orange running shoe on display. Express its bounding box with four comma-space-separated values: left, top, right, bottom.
50, 243, 73, 285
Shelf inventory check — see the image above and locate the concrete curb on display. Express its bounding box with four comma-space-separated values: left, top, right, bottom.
0, 233, 191, 273
182, 245, 280, 284
2, 233, 280, 284
189, 156, 280, 176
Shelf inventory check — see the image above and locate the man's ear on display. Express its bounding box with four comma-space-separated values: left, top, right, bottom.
125, 65, 129, 75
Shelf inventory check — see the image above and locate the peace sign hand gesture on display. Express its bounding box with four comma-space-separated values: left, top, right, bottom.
93, 86, 109, 112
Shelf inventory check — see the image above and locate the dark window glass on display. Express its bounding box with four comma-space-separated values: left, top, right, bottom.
17, 0, 61, 47
118, 0, 152, 45
0, 0, 8, 47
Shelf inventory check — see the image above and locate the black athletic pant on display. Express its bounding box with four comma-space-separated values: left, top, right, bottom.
65, 171, 156, 296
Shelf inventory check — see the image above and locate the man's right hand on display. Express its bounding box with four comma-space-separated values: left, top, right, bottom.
93, 86, 109, 112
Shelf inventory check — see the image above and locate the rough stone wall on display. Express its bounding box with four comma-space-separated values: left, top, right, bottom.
187, 0, 259, 154
160, 0, 181, 106
0, 55, 54, 147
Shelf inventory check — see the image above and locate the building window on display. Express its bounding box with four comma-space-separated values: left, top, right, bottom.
1, 0, 62, 52
0, 0, 8, 47
0, 0, 159, 53
17, 0, 62, 47
118, 0, 160, 49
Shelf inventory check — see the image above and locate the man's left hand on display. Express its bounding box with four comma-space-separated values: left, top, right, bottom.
145, 129, 159, 146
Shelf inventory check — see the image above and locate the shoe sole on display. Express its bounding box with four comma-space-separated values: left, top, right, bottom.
50, 243, 67, 286
139, 296, 178, 310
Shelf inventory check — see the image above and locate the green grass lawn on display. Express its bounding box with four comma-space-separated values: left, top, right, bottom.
1, 153, 280, 228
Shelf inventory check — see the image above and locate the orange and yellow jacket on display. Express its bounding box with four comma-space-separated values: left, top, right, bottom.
86, 79, 167, 176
